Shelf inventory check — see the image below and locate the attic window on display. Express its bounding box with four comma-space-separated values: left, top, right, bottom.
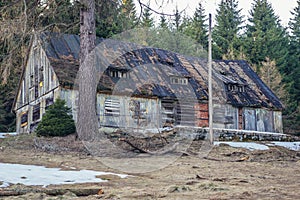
227, 84, 245, 92
109, 69, 130, 79
170, 77, 188, 85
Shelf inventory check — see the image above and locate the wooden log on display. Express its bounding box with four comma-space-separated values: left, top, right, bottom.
0, 188, 101, 197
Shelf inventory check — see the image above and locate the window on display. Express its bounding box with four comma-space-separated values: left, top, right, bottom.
30, 74, 34, 87
170, 77, 188, 85
227, 84, 245, 92
45, 97, 54, 109
29, 88, 35, 102
109, 69, 129, 79
104, 98, 120, 116
21, 112, 28, 127
32, 103, 40, 121
39, 66, 44, 82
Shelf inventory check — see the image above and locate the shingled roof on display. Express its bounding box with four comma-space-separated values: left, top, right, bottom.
39, 32, 283, 110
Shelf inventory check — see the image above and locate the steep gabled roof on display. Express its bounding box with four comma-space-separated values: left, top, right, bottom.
38, 32, 283, 110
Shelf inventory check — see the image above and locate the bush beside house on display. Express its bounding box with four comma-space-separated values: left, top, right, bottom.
36, 99, 76, 137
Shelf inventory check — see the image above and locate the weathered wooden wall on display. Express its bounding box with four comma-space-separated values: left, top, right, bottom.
243, 108, 282, 133
213, 104, 238, 129
15, 35, 60, 133
97, 94, 160, 130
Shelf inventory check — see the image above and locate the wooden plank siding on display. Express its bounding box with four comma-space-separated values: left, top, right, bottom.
13, 32, 284, 134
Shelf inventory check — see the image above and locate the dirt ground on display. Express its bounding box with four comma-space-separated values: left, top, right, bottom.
0, 134, 300, 200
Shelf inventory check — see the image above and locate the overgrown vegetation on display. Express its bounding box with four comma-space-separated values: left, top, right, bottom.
36, 99, 76, 137
0, 0, 299, 134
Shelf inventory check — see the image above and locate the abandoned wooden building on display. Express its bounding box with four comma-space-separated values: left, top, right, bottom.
13, 32, 284, 134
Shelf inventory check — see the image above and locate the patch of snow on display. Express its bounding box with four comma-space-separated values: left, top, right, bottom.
0, 163, 128, 188
214, 142, 269, 151
0, 132, 18, 138
270, 142, 300, 151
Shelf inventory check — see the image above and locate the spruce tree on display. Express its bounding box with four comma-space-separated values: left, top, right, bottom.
172, 7, 181, 31
159, 15, 169, 29
95, 0, 121, 38
245, 0, 289, 72
285, 0, 300, 134
119, 0, 138, 31
36, 99, 76, 137
287, 0, 300, 103
187, 3, 208, 49
212, 0, 244, 59
140, 7, 154, 28
40, 0, 80, 34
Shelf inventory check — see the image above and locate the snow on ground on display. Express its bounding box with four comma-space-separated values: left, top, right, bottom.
215, 141, 300, 151
214, 142, 270, 151
0, 163, 128, 188
0, 132, 18, 138
269, 142, 300, 151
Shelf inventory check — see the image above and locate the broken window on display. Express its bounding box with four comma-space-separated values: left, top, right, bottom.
30, 74, 34, 88
109, 69, 130, 78
21, 112, 28, 127
29, 88, 35, 102
39, 66, 44, 83
32, 103, 40, 121
227, 84, 245, 92
129, 100, 147, 125
170, 77, 188, 85
45, 97, 54, 109
161, 99, 176, 127
104, 98, 120, 116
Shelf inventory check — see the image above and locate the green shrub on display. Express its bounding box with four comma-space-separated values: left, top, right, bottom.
36, 99, 76, 137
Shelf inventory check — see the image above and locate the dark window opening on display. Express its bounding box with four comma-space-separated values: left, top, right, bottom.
21, 112, 28, 127
170, 77, 188, 85
109, 69, 130, 79
227, 84, 245, 92
46, 97, 54, 109
32, 104, 40, 121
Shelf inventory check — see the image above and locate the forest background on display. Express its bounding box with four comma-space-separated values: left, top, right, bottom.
0, 0, 299, 135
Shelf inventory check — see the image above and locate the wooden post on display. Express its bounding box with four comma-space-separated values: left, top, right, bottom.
208, 14, 213, 144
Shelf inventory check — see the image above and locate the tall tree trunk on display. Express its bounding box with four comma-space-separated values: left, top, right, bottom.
78, 0, 97, 141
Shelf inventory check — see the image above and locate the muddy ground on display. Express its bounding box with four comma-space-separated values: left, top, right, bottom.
0, 134, 300, 200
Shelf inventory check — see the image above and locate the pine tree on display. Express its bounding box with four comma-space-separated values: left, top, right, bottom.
119, 0, 138, 31
159, 15, 169, 29
212, 0, 244, 59
172, 7, 181, 31
186, 3, 208, 49
36, 99, 76, 137
245, 0, 289, 72
78, 0, 98, 140
40, 0, 80, 34
95, 0, 121, 38
284, 0, 300, 135
140, 7, 154, 28
287, 0, 300, 103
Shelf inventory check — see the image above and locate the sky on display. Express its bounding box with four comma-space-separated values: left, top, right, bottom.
136, 0, 298, 27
